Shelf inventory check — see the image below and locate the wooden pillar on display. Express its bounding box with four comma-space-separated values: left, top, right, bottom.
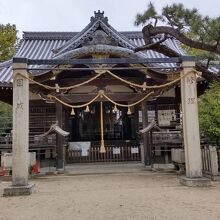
134, 106, 139, 140
3, 58, 35, 196
180, 57, 210, 186
141, 100, 151, 166
56, 101, 64, 170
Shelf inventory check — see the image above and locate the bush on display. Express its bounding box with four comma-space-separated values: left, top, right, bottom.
199, 82, 220, 145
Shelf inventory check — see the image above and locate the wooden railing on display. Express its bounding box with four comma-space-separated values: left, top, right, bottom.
0, 135, 57, 150
201, 146, 220, 179
66, 141, 141, 163
151, 131, 182, 163
0, 113, 57, 150
152, 131, 182, 145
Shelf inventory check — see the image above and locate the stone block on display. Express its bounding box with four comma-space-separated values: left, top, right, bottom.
3, 183, 35, 197
180, 177, 211, 187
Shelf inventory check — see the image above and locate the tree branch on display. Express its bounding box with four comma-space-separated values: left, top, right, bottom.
195, 64, 220, 82
142, 24, 220, 55
136, 41, 220, 82
134, 35, 167, 52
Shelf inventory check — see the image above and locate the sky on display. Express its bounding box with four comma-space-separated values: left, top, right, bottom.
0, 0, 219, 37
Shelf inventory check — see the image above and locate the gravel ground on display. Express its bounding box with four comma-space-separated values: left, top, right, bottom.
0, 165, 220, 220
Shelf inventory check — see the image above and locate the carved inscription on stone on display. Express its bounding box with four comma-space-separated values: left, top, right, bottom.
16, 79, 23, 87
187, 98, 196, 104
186, 75, 196, 105
186, 76, 196, 84
16, 102, 24, 110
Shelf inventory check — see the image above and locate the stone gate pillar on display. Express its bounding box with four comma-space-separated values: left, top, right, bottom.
180, 57, 210, 186
3, 58, 35, 196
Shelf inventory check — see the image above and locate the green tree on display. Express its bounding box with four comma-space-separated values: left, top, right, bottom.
0, 23, 17, 61
0, 101, 12, 116
0, 101, 12, 135
134, 2, 220, 81
198, 82, 220, 145
0, 23, 16, 134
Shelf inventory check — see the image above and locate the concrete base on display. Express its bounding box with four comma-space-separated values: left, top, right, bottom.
56, 169, 66, 174
3, 183, 35, 197
180, 176, 211, 187
152, 163, 175, 171
203, 173, 220, 181
144, 165, 152, 171
212, 176, 220, 181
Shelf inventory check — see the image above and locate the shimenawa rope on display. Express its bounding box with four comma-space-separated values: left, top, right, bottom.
18, 69, 198, 91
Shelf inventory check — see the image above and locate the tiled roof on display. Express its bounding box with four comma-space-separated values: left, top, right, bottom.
0, 11, 186, 85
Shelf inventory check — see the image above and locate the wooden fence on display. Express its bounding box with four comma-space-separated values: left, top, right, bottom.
66, 142, 141, 163
201, 146, 219, 179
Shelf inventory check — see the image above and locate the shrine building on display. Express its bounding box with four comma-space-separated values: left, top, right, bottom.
0, 11, 211, 172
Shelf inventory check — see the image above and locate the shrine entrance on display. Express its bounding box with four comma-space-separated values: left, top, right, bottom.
2, 11, 212, 197
50, 64, 152, 165
66, 101, 141, 163
69, 102, 135, 142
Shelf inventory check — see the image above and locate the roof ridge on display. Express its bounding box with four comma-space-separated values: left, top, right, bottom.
51, 11, 143, 56
52, 20, 100, 55
0, 60, 12, 69
23, 31, 78, 40
22, 31, 166, 40
52, 19, 139, 57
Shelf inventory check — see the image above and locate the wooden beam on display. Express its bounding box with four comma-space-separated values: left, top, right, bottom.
58, 93, 142, 103
134, 105, 139, 140
57, 77, 147, 87
17, 57, 191, 66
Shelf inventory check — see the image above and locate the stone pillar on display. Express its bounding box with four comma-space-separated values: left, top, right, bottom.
141, 100, 151, 166
180, 57, 210, 186
3, 58, 35, 196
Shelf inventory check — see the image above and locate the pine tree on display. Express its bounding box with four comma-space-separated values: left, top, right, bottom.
134, 2, 220, 81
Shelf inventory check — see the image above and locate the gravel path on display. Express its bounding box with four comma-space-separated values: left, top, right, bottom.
0, 166, 220, 220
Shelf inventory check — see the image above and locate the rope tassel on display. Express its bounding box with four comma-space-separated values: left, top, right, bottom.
113, 105, 118, 113
85, 105, 90, 112
100, 101, 106, 153
100, 140, 105, 153
127, 107, 132, 115
70, 108, 75, 115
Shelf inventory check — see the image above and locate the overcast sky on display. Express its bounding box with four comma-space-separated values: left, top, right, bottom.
0, 0, 219, 37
